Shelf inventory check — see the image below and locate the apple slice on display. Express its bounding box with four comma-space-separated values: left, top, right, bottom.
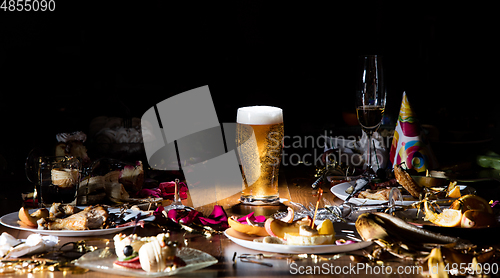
18, 207, 49, 227
228, 216, 269, 236
280, 207, 295, 223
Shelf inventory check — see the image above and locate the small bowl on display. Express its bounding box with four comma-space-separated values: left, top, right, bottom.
412, 176, 448, 188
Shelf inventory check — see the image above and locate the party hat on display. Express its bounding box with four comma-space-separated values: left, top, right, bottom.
390, 92, 436, 172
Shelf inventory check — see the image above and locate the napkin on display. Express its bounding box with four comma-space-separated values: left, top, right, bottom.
389, 92, 436, 172
0, 232, 58, 258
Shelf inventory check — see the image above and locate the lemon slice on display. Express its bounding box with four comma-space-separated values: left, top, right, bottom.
317, 219, 335, 235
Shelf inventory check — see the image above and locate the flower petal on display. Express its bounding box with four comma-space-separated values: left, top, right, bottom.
236, 212, 266, 224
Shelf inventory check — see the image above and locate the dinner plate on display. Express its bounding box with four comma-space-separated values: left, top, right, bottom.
330, 181, 469, 206
75, 247, 217, 277
330, 181, 414, 205
224, 228, 372, 254
0, 207, 155, 237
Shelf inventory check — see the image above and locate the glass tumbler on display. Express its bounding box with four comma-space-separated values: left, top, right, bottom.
38, 156, 81, 206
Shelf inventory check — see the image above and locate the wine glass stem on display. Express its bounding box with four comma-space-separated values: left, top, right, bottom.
365, 133, 372, 170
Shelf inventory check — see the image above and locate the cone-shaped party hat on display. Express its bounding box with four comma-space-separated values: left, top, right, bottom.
390, 92, 436, 172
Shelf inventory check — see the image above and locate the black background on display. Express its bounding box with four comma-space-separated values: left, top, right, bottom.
0, 1, 497, 190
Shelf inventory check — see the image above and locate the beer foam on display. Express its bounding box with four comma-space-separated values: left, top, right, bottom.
237, 106, 283, 125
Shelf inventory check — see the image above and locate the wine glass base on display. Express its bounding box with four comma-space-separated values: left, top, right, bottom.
230, 202, 287, 217
239, 196, 280, 206
163, 201, 185, 211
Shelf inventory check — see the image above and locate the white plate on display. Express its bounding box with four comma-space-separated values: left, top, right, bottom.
0, 207, 155, 237
224, 228, 371, 254
330, 181, 468, 206
75, 247, 217, 277
330, 181, 413, 205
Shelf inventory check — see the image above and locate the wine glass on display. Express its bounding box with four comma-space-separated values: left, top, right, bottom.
162, 179, 185, 211
355, 55, 386, 171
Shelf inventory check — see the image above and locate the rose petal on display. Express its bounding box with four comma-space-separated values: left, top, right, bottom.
159, 182, 176, 193
159, 182, 188, 200
167, 209, 181, 222
209, 205, 227, 220
153, 206, 164, 218
236, 212, 266, 224
179, 210, 199, 225
136, 188, 161, 198
198, 217, 222, 225
198, 205, 228, 229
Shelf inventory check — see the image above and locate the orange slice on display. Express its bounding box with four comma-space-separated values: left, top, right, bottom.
424, 201, 462, 227
18, 207, 49, 227
430, 209, 462, 227
450, 195, 493, 214
228, 216, 269, 236
447, 185, 461, 198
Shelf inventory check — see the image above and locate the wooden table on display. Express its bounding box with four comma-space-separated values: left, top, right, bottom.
0, 167, 426, 277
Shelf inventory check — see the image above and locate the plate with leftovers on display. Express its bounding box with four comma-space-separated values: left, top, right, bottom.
224, 227, 371, 254
0, 206, 154, 237
75, 247, 217, 277
330, 180, 469, 206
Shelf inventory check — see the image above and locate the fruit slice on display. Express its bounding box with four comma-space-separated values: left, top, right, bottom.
450, 195, 493, 214
424, 201, 462, 227
280, 207, 295, 223
264, 216, 312, 239
461, 209, 497, 228
447, 185, 461, 198
18, 207, 49, 227
432, 209, 462, 227
317, 219, 335, 235
228, 216, 268, 237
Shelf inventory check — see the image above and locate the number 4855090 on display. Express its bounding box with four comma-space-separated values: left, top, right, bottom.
1, 0, 55, 11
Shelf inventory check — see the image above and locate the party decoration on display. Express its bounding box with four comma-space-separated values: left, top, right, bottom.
390, 92, 435, 172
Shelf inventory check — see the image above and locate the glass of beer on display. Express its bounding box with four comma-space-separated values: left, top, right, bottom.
38, 156, 81, 206
236, 106, 284, 205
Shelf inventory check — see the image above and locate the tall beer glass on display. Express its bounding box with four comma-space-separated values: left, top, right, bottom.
237, 106, 283, 205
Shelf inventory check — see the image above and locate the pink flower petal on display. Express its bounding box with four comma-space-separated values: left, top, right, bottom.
198, 205, 228, 229
136, 188, 161, 198
179, 210, 200, 224
236, 212, 266, 224
167, 209, 180, 222
153, 206, 164, 218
